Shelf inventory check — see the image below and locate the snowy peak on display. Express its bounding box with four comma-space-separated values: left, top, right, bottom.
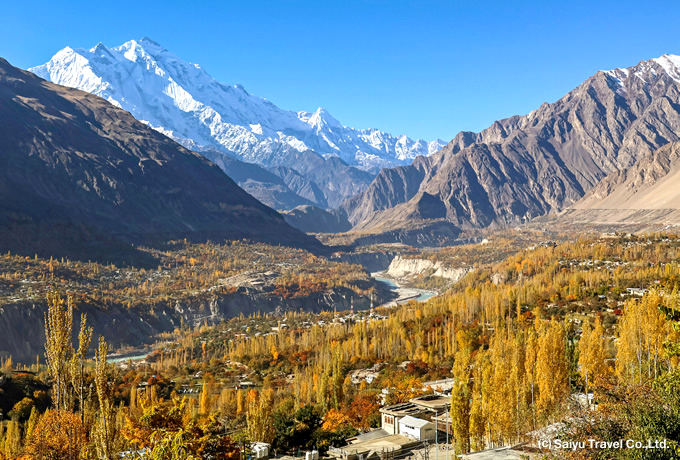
306, 107, 343, 131
90, 42, 111, 55
117, 37, 167, 59
29, 38, 443, 171
652, 54, 680, 81
139, 36, 163, 47
604, 53, 680, 85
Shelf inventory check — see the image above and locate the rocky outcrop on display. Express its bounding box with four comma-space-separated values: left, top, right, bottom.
385, 255, 470, 281
572, 141, 680, 211
548, 141, 680, 230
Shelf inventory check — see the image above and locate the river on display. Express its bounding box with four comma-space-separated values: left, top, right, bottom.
372, 273, 438, 306
108, 345, 166, 364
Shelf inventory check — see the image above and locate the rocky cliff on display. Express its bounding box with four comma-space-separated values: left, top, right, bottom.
385, 255, 470, 281
0, 281, 394, 363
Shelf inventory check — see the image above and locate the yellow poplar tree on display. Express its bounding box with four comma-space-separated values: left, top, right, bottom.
44, 290, 74, 411
451, 330, 473, 453
93, 337, 117, 460
578, 317, 609, 401
536, 321, 568, 419
246, 389, 274, 443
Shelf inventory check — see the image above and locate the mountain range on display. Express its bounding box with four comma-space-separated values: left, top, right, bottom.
341, 54, 680, 238
0, 57, 321, 264
26, 40, 680, 241
30, 38, 444, 209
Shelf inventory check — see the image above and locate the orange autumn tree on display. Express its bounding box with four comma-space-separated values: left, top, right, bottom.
122, 393, 239, 460
321, 409, 350, 432
343, 393, 379, 431
381, 374, 424, 405
25, 410, 86, 460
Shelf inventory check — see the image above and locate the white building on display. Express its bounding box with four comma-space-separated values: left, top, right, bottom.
379, 402, 428, 435
398, 416, 436, 441
350, 369, 379, 385
251, 443, 270, 459
625, 288, 648, 297
380, 394, 451, 435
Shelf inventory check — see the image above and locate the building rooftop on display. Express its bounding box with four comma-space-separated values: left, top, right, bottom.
432, 411, 453, 424
422, 377, 455, 393
399, 415, 432, 429
331, 434, 421, 458
410, 394, 451, 410
460, 445, 542, 459
380, 402, 426, 416
347, 429, 390, 444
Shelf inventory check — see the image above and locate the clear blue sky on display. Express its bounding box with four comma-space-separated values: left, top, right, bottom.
3, 0, 679, 141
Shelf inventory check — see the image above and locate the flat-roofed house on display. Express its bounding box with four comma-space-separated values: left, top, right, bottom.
379, 403, 428, 435
380, 394, 453, 435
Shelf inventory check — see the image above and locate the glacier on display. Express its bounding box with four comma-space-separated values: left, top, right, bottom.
30, 37, 446, 171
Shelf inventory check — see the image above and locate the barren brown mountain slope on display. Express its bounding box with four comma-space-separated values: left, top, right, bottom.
555, 141, 680, 229
0, 57, 322, 263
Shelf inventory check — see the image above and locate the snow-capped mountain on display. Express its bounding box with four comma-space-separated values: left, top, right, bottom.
30, 38, 445, 171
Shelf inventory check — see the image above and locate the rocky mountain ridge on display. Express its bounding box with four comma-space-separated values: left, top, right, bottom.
342, 54, 680, 237
574, 141, 680, 210
280, 205, 352, 234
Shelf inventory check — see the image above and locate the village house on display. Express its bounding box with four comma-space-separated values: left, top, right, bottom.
379, 394, 451, 435
379, 402, 427, 435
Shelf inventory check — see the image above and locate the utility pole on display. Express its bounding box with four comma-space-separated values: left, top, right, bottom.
435, 410, 438, 460
445, 409, 449, 460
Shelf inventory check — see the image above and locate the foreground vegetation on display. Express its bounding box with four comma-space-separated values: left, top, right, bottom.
1, 233, 679, 458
